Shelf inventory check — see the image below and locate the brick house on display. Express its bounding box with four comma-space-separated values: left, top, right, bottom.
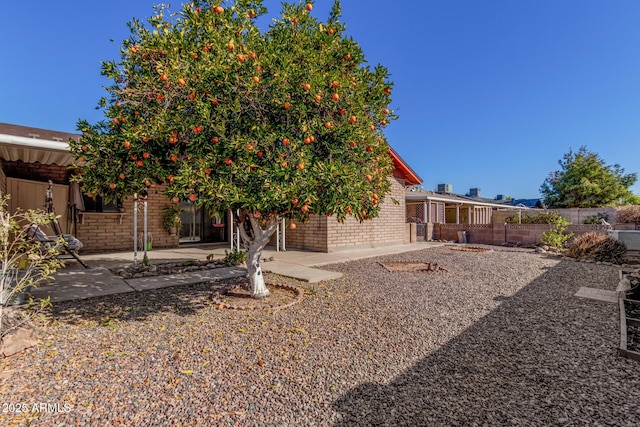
0, 122, 422, 253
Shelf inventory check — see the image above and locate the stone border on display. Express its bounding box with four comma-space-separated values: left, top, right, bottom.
212, 283, 303, 311
448, 246, 493, 253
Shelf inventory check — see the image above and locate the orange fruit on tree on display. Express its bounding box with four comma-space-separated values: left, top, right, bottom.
305, 3, 312, 11
189, 193, 198, 202
289, 223, 297, 230
109, 183, 117, 189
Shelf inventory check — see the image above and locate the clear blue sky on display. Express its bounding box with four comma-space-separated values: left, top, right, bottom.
2, 1, 639, 199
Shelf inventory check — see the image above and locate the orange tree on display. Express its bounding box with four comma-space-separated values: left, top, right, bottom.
70, 0, 396, 298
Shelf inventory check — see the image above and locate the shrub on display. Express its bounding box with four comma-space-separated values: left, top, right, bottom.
566, 232, 627, 263
541, 226, 573, 250
584, 213, 609, 225
1, 194, 62, 340
223, 249, 247, 265
540, 213, 573, 250
617, 205, 640, 224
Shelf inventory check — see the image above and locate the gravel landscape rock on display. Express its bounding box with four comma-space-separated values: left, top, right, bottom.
1, 245, 639, 426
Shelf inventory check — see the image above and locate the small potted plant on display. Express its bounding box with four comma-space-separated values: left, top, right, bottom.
162, 205, 182, 236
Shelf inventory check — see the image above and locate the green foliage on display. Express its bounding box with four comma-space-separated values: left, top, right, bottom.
505, 211, 568, 225
70, 0, 396, 226
0, 194, 62, 338
583, 213, 609, 225
617, 205, 640, 224
223, 248, 247, 265
541, 225, 573, 250
540, 146, 638, 208
162, 205, 182, 230
566, 232, 627, 263
539, 213, 572, 249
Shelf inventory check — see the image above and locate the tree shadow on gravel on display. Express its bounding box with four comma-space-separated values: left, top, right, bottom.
332, 258, 640, 426
50, 278, 243, 325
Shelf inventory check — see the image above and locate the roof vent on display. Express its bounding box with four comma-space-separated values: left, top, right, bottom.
27, 133, 40, 139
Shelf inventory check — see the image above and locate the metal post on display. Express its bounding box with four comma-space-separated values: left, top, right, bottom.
236, 210, 240, 249
133, 193, 138, 265
143, 195, 148, 261
281, 217, 286, 251
276, 218, 280, 252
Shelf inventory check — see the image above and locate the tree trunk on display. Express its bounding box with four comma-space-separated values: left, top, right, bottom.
237, 214, 277, 299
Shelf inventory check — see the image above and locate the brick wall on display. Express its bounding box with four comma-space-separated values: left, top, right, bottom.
284, 177, 407, 252
0, 160, 71, 185
76, 185, 179, 253
282, 215, 328, 252
326, 177, 407, 251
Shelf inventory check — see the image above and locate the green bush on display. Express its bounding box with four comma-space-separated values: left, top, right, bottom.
583, 213, 609, 225
566, 232, 627, 263
539, 213, 573, 250
223, 249, 247, 265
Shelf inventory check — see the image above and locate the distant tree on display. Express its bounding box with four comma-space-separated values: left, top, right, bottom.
540, 146, 638, 208
69, 0, 396, 299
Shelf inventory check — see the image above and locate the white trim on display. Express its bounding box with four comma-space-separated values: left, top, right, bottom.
0, 133, 72, 151
0, 133, 76, 165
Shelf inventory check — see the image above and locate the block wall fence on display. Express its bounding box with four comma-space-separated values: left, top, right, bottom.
431, 223, 611, 246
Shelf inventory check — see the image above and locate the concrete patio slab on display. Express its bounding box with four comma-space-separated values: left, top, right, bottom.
124, 266, 247, 291
30, 267, 134, 303
574, 287, 619, 303
262, 261, 343, 283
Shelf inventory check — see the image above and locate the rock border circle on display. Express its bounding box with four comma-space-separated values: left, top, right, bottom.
212, 283, 303, 311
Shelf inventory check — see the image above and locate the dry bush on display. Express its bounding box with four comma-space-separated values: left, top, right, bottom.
616, 205, 640, 224
566, 232, 627, 263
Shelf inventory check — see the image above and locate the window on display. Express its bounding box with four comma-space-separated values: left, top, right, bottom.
82, 194, 121, 213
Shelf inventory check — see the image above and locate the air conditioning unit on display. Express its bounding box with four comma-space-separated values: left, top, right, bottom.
437, 183, 452, 194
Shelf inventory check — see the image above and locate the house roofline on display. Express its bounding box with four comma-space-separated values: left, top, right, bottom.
389, 147, 422, 186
